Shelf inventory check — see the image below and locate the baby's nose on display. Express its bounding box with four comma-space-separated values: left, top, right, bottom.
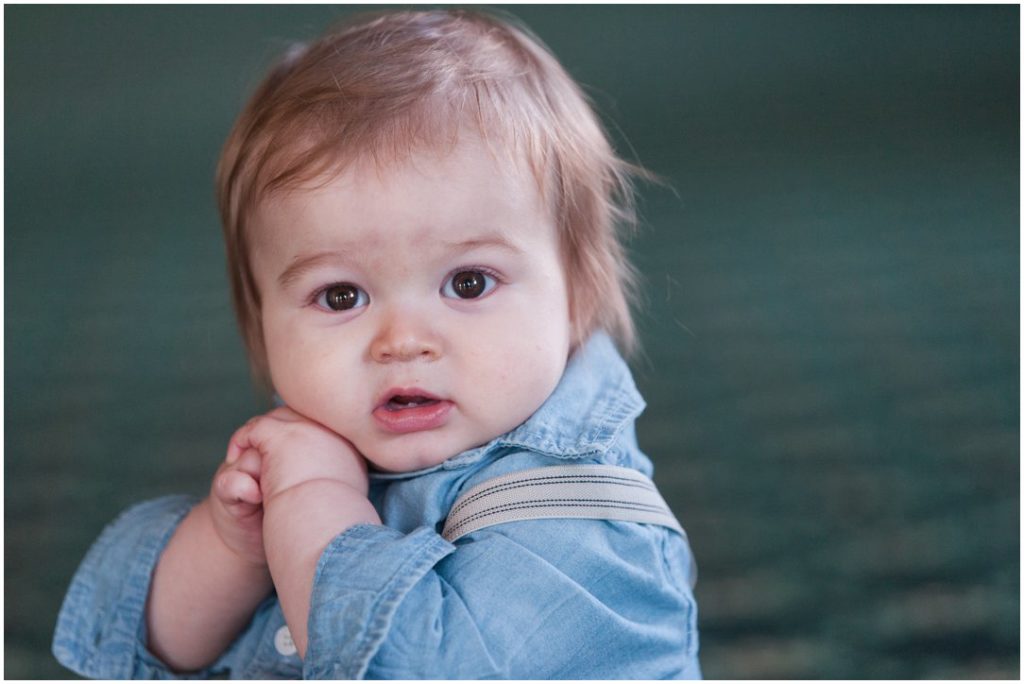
370, 319, 441, 363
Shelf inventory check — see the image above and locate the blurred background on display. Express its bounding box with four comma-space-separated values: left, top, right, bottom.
5, 5, 1018, 679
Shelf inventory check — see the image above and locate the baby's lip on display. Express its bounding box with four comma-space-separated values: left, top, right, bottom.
374, 386, 445, 409
372, 387, 453, 435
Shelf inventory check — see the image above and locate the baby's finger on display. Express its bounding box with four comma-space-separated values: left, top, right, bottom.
226, 417, 260, 464
233, 448, 263, 478
215, 468, 263, 506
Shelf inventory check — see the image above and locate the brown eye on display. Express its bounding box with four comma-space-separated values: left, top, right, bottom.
444, 270, 495, 299
453, 271, 484, 298
318, 283, 367, 311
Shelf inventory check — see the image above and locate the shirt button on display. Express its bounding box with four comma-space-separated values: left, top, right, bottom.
274, 625, 297, 656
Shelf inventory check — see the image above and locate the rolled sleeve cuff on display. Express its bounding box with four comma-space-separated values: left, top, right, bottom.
52, 495, 208, 679
302, 524, 455, 679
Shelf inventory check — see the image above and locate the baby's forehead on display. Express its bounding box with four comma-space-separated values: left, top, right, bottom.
249, 138, 556, 258
253, 134, 551, 227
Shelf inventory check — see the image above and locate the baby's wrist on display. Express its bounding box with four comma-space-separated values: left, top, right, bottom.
262, 478, 380, 565
260, 454, 369, 503
262, 475, 368, 511
201, 498, 272, 572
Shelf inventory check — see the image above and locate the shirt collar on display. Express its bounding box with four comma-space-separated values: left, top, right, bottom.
372, 332, 645, 480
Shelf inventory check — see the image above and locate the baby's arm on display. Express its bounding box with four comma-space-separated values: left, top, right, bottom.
145, 449, 273, 671
227, 406, 381, 657
287, 450, 702, 679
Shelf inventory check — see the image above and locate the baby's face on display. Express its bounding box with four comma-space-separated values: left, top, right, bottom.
249, 137, 572, 473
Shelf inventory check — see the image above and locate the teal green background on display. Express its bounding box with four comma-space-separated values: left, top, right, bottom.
6, 5, 1018, 679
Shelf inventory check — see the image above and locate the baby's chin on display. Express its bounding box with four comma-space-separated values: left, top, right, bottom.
360, 433, 488, 475
363, 450, 456, 475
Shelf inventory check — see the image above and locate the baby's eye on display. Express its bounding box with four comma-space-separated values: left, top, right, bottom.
441, 270, 497, 300
315, 283, 369, 311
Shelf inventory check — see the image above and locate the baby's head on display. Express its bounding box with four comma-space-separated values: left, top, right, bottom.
216, 9, 645, 472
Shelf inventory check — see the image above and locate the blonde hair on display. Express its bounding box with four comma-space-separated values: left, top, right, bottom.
216, 8, 648, 389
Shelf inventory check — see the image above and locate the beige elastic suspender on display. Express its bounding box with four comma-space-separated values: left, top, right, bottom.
441, 464, 684, 543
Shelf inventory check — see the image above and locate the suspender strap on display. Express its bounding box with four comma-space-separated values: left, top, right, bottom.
441, 464, 684, 543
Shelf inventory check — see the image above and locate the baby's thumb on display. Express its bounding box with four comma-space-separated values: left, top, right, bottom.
215, 469, 263, 506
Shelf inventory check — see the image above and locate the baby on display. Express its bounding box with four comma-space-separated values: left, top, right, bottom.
53, 9, 701, 679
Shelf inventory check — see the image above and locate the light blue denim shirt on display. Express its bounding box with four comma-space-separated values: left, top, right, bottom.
53, 333, 701, 679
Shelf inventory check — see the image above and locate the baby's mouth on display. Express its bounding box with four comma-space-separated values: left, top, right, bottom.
384, 395, 441, 411
373, 389, 453, 434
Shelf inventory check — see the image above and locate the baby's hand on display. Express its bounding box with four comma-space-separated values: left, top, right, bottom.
229, 407, 378, 659
226, 406, 369, 505
209, 447, 267, 567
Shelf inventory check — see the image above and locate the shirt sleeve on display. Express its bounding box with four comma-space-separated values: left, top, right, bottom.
51, 496, 303, 680
302, 517, 700, 679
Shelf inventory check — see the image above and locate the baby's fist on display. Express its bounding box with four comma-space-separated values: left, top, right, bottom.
209, 447, 267, 567
227, 406, 369, 504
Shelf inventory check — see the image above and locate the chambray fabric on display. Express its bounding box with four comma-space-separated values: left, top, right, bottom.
52, 333, 702, 679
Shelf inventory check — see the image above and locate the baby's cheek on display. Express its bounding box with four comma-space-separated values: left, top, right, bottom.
271, 383, 334, 445
484, 342, 564, 429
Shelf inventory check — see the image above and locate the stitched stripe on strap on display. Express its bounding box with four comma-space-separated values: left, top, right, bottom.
441, 464, 683, 542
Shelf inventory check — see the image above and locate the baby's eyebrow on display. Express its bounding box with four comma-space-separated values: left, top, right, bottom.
277, 234, 524, 289
277, 251, 351, 290
440, 234, 525, 255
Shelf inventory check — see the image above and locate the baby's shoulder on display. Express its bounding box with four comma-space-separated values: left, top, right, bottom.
445, 448, 686, 563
